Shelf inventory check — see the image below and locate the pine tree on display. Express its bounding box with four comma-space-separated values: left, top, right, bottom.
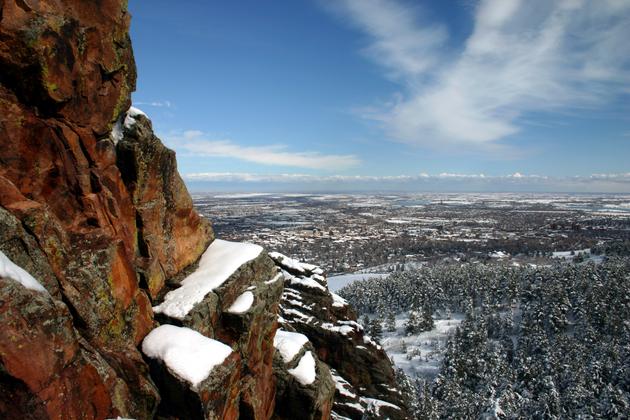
417, 381, 438, 419
405, 309, 421, 335
420, 303, 434, 331
368, 318, 383, 342
360, 314, 370, 330
385, 311, 396, 332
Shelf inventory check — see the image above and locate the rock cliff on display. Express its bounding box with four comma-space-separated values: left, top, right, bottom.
270, 253, 409, 420
0, 1, 410, 419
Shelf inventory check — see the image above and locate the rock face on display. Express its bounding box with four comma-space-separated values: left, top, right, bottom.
270, 253, 410, 420
147, 240, 286, 420
0, 0, 204, 417
116, 110, 213, 299
0, 1, 409, 419
273, 328, 336, 420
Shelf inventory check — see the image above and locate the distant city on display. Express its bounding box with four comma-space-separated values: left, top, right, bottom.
194, 192, 630, 275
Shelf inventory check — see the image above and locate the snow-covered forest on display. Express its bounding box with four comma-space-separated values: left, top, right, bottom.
339, 258, 630, 418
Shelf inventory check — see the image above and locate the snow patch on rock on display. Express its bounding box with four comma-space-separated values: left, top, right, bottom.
321, 322, 356, 336
269, 251, 323, 276
288, 275, 326, 291
141, 325, 233, 390
273, 329, 310, 363
330, 292, 348, 308
265, 272, 283, 284
288, 350, 316, 386
124, 106, 146, 129
110, 106, 147, 144
331, 370, 357, 399
227, 291, 254, 314
110, 117, 124, 144
0, 251, 47, 293
362, 397, 400, 415
153, 239, 263, 320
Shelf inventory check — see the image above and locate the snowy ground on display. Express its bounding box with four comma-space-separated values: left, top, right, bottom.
552, 248, 591, 259
551, 248, 606, 264
327, 273, 390, 292
380, 313, 464, 380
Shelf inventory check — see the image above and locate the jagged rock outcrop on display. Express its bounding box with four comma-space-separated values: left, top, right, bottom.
273, 328, 336, 420
147, 239, 286, 419
0, 1, 410, 419
0, 0, 205, 417
270, 252, 410, 420
116, 110, 213, 299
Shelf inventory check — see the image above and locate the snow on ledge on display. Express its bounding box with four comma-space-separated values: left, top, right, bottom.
153, 239, 263, 320
265, 272, 283, 284
274, 329, 309, 363
226, 291, 254, 314
0, 251, 47, 293
110, 106, 148, 144
331, 369, 357, 399
321, 322, 355, 336
269, 252, 323, 275
269, 252, 306, 273
288, 274, 326, 291
142, 325, 233, 390
288, 350, 316, 386
361, 397, 401, 415
330, 292, 348, 308
124, 106, 146, 129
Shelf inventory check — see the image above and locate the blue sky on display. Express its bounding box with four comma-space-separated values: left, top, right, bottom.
129, 0, 630, 192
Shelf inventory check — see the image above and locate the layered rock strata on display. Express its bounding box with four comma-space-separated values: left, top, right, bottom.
270, 252, 410, 420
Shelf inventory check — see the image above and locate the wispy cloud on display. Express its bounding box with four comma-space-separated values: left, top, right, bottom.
135, 101, 173, 108
185, 172, 421, 183
328, 0, 630, 152
184, 171, 630, 191
167, 130, 360, 170
323, 0, 447, 80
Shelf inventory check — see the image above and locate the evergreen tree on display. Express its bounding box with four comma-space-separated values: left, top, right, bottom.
385, 311, 396, 332
420, 303, 434, 331
360, 314, 370, 330
405, 309, 421, 335
417, 381, 438, 419
368, 318, 383, 342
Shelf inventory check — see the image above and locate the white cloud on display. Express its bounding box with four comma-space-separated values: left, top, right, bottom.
324, 0, 447, 79
183, 171, 630, 190
185, 172, 418, 183
135, 100, 172, 108
167, 131, 359, 171
330, 0, 630, 151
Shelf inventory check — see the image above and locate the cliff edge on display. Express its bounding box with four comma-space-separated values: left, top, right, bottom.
0, 1, 409, 419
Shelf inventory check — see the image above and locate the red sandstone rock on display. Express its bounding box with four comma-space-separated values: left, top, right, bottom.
116, 113, 213, 299
0, 0, 210, 417
0, 277, 113, 419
